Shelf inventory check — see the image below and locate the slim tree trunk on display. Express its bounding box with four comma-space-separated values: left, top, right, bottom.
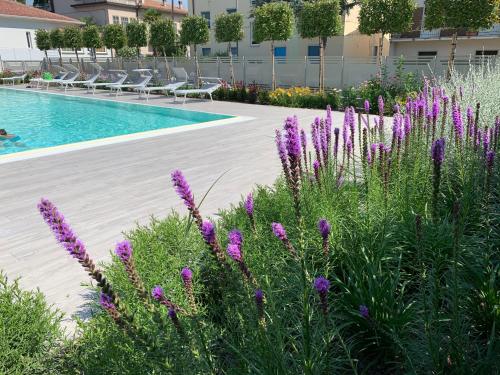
378, 33, 384, 77
75, 49, 81, 71
194, 44, 201, 88
271, 40, 276, 91
319, 36, 327, 92
446, 32, 458, 81
58, 48, 62, 66
44, 50, 50, 67
228, 42, 235, 87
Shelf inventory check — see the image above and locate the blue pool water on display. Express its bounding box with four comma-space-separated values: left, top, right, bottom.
0, 89, 232, 155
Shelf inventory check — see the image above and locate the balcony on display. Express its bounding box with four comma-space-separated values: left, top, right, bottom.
392, 24, 500, 40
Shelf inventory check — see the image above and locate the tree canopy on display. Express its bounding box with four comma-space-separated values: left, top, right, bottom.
63, 27, 83, 51
180, 15, 210, 47
143, 9, 162, 24
126, 21, 148, 52
49, 28, 65, 49
214, 12, 244, 44
82, 25, 102, 49
253, 2, 294, 44
149, 19, 176, 56
35, 29, 51, 52
103, 24, 127, 55
297, 0, 342, 39
358, 0, 415, 36
424, 0, 499, 30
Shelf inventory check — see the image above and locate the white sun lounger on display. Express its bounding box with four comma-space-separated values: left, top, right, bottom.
60, 71, 101, 92
88, 70, 128, 94
40, 70, 80, 90
30, 71, 68, 89
173, 77, 223, 104
136, 67, 189, 100
1, 73, 27, 85
107, 69, 153, 97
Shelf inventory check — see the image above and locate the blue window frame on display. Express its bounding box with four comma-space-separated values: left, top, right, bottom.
227, 8, 236, 14
230, 46, 238, 56
201, 11, 211, 28
274, 47, 286, 57
308, 45, 320, 57
202, 48, 211, 57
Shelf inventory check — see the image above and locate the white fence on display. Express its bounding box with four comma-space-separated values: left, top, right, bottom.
1, 55, 498, 89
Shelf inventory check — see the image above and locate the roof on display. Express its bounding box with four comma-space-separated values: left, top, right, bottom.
72, 0, 188, 16
142, 0, 188, 15
0, 0, 82, 24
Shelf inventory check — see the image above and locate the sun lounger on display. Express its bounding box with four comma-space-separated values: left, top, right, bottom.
30, 71, 68, 89
60, 72, 101, 92
107, 69, 153, 97
40, 70, 80, 90
88, 70, 128, 94
135, 67, 189, 100
1, 73, 27, 85
173, 77, 223, 104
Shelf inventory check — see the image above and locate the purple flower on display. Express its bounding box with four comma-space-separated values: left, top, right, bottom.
486, 150, 495, 169
378, 95, 384, 114
284, 116, 301, 158
244, 193, 254, 217
431, 138, 446, 165
404, 114, 411, 136
151, 285, 164, 301
359, 304, 369, 319
312, 120, 321, 161
228, 229, 243, 247
483, 129, 490, 151
333, 128, 340, 157
272, 222, 287, 241
180, 267, 193, 282
432, 99, 440, 120
255, 289, 265, 323
300, 129, 307, 151
275, 129, 288, 165
314, 276, 330, 294
394, 104, 400, 114
99, 292, 116, 310
115, 240, 132, 263
255, 289, 264, 304
370, 143, 378, 158
452, 102, 464, 140
226, 243, 242, 262
201, 221, 215, 243
317, 219, 331, 240
171, 170, 195, 210
168, 308, 177, 320
364, 99, 370, 113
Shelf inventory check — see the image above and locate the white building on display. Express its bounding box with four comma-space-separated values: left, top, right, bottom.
0, 0, 82, 61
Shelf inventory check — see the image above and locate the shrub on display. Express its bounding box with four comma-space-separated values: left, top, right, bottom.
0, 272, 64, 374
38, 68, 500, 373
268, 87, 341, 109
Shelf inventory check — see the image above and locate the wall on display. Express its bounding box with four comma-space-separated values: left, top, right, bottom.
391, 37, 500, 57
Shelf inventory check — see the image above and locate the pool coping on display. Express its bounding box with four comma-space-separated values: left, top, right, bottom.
0, 87, 254, 164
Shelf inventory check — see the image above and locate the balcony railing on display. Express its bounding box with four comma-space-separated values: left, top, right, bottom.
393, 24, 500, 40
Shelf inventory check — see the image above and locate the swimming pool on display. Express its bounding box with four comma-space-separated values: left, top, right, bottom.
0, 88, 234, 157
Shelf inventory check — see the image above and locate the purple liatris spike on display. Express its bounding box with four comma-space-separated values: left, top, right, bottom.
151, 285, 164, 301
276, 129, 290, 179
255, 289, 265, 325
300, 129, 307, 161
404, 114, 411, 136
180, 267, 196, 311
378, 95, 384, 114
314, 276, 330, 316
486, 150, 495, 169
284, 116, 301, 158
272, 222, 287, 241
312, 120, 322, 164
431, 138, 446, 165
359, 304, 369, 319
201, 221, 215, 244
317, 219, 331, 240
100, 292, 116, 310
432, 99, 440, 121
452, 102, 464, 140
228, 229, 243, 247
313, 159, 321, 186
333, 128, 340, 157
394, 104, 400, 114
115, 240, 132, 263
181, 267, 193, 282
244, 193, 254, 217
483, 130, 490, 151
364, 99, 370, 113
226, 243, 242, 262
171, 170, 195, 210
370, 143, 377, 159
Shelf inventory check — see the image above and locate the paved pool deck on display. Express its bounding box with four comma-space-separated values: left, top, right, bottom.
0, 85, 348, 329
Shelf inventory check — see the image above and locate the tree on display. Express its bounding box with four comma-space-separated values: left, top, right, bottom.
143, 8, 162, 24
63, 27, 83, 67
297, 0, 342, 91
359, 0, 415, 73
424, 0, 499, 79
35, 29, 51, 63
149, 19, 176, 56
180, 15, 210, 85
253, 1, 294, 90
126, 21, 148, 58
49, 28, 65, 66
82, 24, 102, 62
215, 12, 244, 86
103, 24, 127, 58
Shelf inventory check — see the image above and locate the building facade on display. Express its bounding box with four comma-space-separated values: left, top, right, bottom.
390, 0, 500, 58
0, 0, 82, 61
187, 0, 388, 59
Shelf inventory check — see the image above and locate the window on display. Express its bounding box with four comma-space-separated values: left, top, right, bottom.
121, 17, 129, 25
418, 51, 437, 57
112, 16, 120, 24
201, 11, 211, 28
202, 47, 211, 57
274, 47, 286, 57
227, 8, 236, 14
230, 46, 238, 56
476, 50, 498, 56
26, 32, 32, 48
372, 46, 378, 56
250, 21, 259, 45
95, 46, 107, 54
308, 45, 320, 57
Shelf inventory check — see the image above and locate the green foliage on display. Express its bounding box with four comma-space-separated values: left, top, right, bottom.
358, 0, 416, 35
82, 24, 102, 49
49, 28, 65, 49
0, 272, 63, 375
63, 27, 83, 51
143, 8, 162, 24
103, 24, 127, 53
149, 19, 176, 56
214, 12, 244, 44
296, 0, 342, 39
424, 0, 499, 30
180, 15, 210, 47
126, 21, 148, 54
35, 29, 51, 52
253, 1, 295, 43
116, 46, 137, 58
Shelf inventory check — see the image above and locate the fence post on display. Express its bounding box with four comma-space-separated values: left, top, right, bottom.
340, 56, 345, 89
243, 56, 246, 85
304, 56, 308, 87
